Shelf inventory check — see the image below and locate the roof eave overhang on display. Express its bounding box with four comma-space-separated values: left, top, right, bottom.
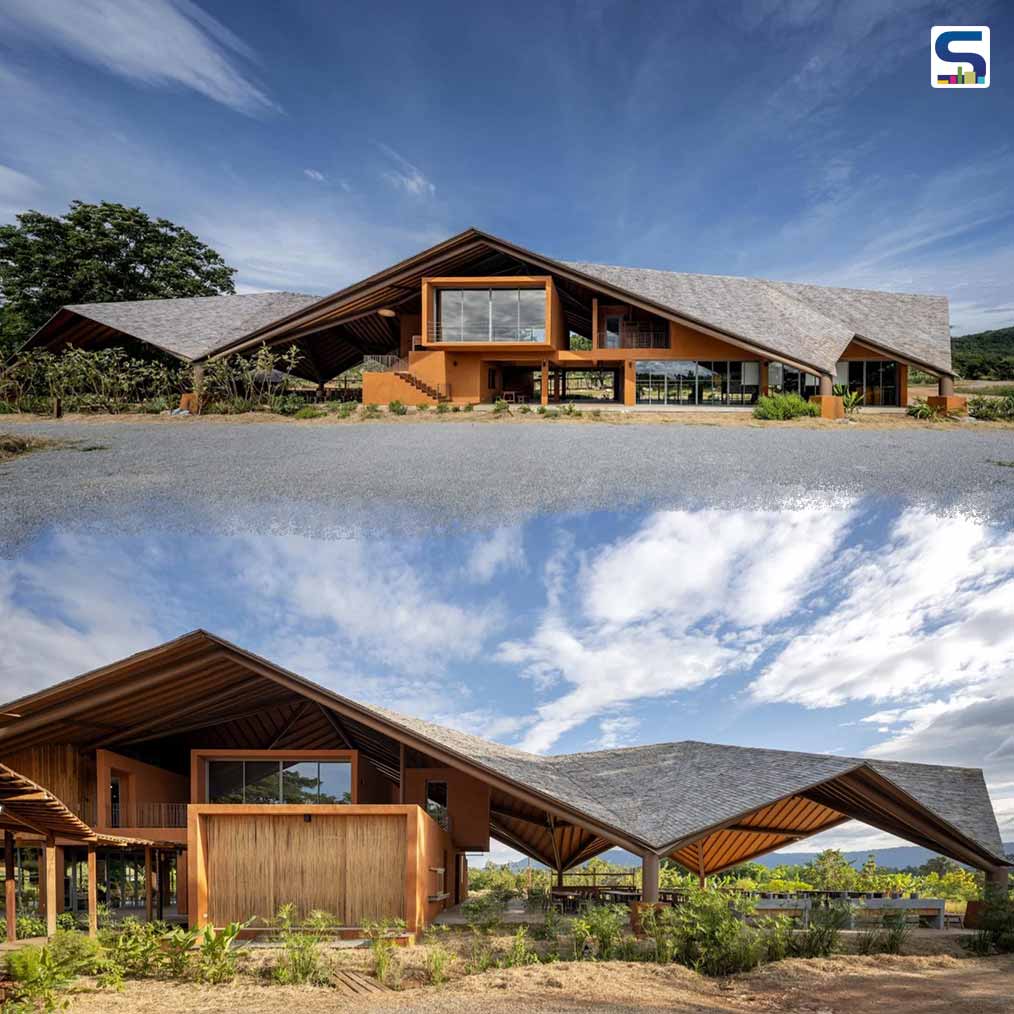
210, 228, 834, 376
850, 334, 953, 378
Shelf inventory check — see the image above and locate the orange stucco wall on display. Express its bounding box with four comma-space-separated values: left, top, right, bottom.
95, 749, 188, 834
403, 766, 490, 851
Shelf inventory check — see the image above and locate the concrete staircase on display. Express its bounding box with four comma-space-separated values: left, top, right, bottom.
394, 370, 449, 403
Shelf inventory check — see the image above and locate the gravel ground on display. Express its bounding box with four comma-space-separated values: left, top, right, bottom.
2, 418, 1014, 549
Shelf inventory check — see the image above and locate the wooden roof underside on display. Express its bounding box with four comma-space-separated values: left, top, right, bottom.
0, 632, 1003, 872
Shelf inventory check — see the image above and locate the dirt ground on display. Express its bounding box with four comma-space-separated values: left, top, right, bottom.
63, 953, 1014, 1013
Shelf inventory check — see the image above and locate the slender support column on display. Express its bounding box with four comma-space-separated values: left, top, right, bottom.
623, 360, 636, 406
44, 836, 57, 939
144, 847, 153, 922
556, 868, 564, 888
697, 841, 706, 889
87, 845, 98, 939
759, 360, 769, 397
5, 831, 16, 943
986, 868, 1009, 895
928, 372, 965, 413
641, 853, 660, 903
819, 373, 833, 396
541, 362, 549, 407
398, 743, 406, 803
939, 374, 955, 397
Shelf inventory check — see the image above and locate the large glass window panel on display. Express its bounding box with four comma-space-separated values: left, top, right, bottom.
836, 361, 849, 386
436, 290, 462, 342
460, 289, 489, 340
517, 289, 546, 341
768, 362, 783, 393
317, 762, 352, 804
208, 761, 244, 803
426, 780, 448, 829
604, 315, 621, 349
282, 761, 321, 803
848, 361, 865, 392
878, 361, 898, 406
244, 762, 280, 804
491, 289, 517, 342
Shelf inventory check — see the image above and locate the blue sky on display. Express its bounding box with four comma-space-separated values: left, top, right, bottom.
0, 0, 1012, 332
3, 500, 1013, 860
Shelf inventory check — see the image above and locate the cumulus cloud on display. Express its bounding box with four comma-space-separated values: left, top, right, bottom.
502, 507, 851, 753
465, 527, 525, 584
0, 0, 278, 115
750, 510, 1014, 708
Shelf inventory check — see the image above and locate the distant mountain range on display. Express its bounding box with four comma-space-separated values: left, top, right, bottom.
505, 843, 1014, 873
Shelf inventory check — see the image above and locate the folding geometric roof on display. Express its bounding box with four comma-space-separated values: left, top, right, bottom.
0, 631, 1003, 874
22, 228, 954, 382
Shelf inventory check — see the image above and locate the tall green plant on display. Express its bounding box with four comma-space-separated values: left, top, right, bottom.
195, 921, 246, 984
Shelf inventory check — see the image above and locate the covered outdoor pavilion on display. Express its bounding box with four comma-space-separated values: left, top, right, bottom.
0, 764, 171, 941
0, 632, 1007, 928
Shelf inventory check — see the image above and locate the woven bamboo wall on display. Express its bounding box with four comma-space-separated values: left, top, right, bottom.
204, 813, 406, 925
0, 745, 93, 816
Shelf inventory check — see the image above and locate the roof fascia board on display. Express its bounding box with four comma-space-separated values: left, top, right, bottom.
849, 334, 950, 377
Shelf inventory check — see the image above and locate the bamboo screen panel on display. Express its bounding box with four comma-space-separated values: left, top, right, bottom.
205, 813, 406, 925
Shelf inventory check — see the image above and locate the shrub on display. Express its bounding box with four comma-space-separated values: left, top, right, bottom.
793, 902, 850, 958
435, 401, 450, 414
17, 914, 47, 939
518, 404, 531, 414
388, 399, 407, 416
969, 394, 1014, 421
753, 392, 819, 420
463, 402, 474, 412
422, 926, 454, 984
363, 919, 405, 988
536, 405, 547, 415
461, 894, 506, 935
962, 887, 1014, 955
500, 926, 539, 967
417, 403, 429, 413
47, 929, 101, 975
572, 904, 628, 961
493, 398, 511, 415
451, 404, 461, 412
668, 889, 764, 976
270, 903, 332, 986
361, 403, 381, 419
195, 921, 245, 985
758, 915, 794, 963
162, 924, 200, 979
337, 400, 357, 419
5, 945, 72, 1011
294, 405, 325, 420
638, 905, 680, 964
102, 919, 164, 978
833, 384, 863, 415
906, 398, 959, 421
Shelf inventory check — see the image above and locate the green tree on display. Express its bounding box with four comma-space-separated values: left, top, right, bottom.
804, 850, 856, 891
0, 200, 236, 355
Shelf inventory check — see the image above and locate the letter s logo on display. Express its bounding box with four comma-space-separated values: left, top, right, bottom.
935, 30, 987, 78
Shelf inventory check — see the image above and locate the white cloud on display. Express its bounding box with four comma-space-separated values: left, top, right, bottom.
465, 527, 525, 584
377, 143, 436, 197
750, 510, 1014, 708
0, 0, 278, 116
502, 508, 851, 753
303, 169, 326, 182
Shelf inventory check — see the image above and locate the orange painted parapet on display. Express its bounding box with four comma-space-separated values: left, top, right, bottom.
927, 395, 967, 414
809, 395, 845, 420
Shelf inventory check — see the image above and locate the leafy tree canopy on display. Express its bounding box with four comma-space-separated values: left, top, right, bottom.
0, 201, 236, 356
953, 324, 1014, 380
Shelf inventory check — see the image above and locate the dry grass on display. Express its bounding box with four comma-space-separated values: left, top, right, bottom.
0, 432, 57, 462
61, 942, 1014, 1014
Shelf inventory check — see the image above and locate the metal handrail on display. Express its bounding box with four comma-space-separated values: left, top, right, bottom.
362, 355, 408, 372
597, 322, 669, 350
427, 323, 545, 343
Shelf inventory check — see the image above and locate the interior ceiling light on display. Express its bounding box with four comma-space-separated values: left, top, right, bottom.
377, 307, 397, 317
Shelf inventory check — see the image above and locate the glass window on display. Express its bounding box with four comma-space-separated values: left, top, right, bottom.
604, 315, 621, 349
281, 761, 321, 804
436, 290, 462, 341
491, 289, 516, 341
461, 289, 489, 340
518, 289, 546, 341
426, 781, 448, 829
208, 761, 244, 803
318, 762, 353, 804
244, 762, 280, 804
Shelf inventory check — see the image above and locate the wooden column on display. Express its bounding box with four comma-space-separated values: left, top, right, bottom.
86, 845, 97, 939
556, 868, 564, 888
759, 359, 769, 397
398, 743, 406, 803
5, 831, 16, 943
44, 837, 57, 938
540, 362, 549, 407
144, 847, 153, 922
697, 841, 706, 889
641, 853, 660, 903
623, 360, 636, 406
591, 298, 598, 348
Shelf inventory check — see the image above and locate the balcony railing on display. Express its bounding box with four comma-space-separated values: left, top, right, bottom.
597, 322, 669, 350
362, 354, 408, 373
108, 802, 188, 829
427, 323, 546, 344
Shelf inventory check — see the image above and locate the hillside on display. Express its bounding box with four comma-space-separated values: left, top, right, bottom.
953, 324, 1014, 379
505, 843, 1013, 873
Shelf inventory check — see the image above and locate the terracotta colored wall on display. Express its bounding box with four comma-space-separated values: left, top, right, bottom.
362, 373, 437, 406
840, 339, 890, 360
403, 766, 490, 851
95, 749, 188, 832
399, 313, 422, 357
413, 806, 454, 928
549, 279, 566, 350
